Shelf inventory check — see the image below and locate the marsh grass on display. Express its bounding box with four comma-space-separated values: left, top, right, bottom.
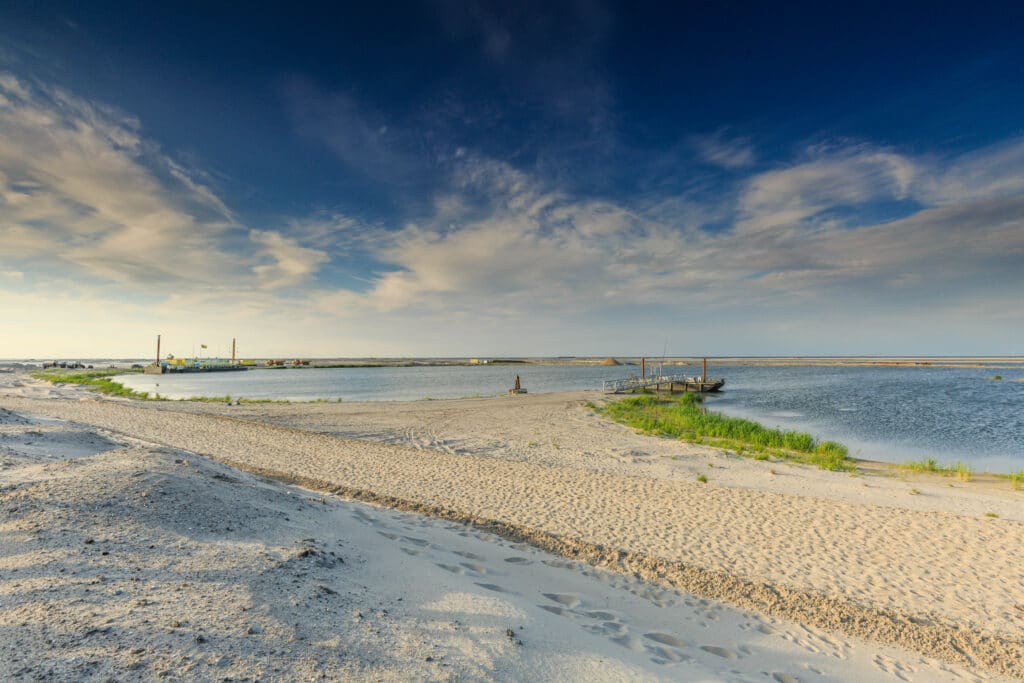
899, 458, 972, 481
600, 394, 854, 471
31, 368, 152, 400
32, 369, 303, 403
1004, 471, 1024, 491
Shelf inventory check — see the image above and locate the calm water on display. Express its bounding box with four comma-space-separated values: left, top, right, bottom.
115, 364, 1024, 472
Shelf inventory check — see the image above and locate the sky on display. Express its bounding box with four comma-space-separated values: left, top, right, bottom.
1, 1, 1022, 358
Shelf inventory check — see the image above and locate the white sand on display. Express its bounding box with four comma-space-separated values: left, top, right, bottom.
1, 373, 1021, 680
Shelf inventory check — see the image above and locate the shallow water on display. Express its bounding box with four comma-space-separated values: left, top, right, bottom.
115, 363, 1024, 472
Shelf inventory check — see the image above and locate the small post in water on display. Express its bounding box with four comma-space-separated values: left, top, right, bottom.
156, 334, 161, 365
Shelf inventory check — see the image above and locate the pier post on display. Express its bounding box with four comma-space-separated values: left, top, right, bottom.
232, 338, 236, 364
641, 357, 645, 379
702, 357, 707, 381
156, 335, 161, 365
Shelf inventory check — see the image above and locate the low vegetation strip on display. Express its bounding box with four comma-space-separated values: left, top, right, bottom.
899, 458, 972, 481
599, 394, 854, 471
30, 368, 151, 400
31, 369, 315, 403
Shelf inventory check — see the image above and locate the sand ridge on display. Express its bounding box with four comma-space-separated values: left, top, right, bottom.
5, 404, 993, 681
3, 391, 1022, 678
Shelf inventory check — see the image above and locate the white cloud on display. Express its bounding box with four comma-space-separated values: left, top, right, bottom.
915, 137, 1024, 205
692, 130, 756, 169
737, 145, 918, 233
0, 73, 332, 294
320, 146, 1023, 325
2, 73, 1022, 357
250, 229, 329, 289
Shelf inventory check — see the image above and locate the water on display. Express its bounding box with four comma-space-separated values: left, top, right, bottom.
114, 365, 628, 402
701, 365, 1024, 473
114, 363, 1024, 472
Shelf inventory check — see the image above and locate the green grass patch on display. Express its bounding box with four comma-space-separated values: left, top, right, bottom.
31, 368, 152, 400
1004, 471, 1023, 491
898, 458, 972, 481
31, 369, 300, 403
599, 394, 854, 471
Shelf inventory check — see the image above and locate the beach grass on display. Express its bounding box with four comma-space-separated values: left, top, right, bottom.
31, 369, 303, 403
1006, 471, 1024, 491
31, 368, 153, 400
599, 394, 854, 471
899, 458, 972, 481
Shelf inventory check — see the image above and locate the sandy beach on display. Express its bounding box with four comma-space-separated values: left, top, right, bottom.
2, 372, 1021, 681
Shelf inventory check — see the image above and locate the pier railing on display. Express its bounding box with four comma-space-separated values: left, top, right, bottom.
603, 373, 700, 393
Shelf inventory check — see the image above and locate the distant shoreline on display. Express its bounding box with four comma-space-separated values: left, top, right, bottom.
5, 355, 1024, 372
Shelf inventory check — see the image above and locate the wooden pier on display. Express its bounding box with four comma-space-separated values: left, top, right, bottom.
602, 374, 724, 394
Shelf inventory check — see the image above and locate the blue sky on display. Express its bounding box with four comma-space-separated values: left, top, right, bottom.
1, 2, 1022, 357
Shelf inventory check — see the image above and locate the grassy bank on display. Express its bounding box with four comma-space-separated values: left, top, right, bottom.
30, 368, 153, 400
30, 369, 329, 404
598, 394, 854, 471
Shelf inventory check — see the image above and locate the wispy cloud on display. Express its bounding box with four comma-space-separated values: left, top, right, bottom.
0, 73, 330, 294
3, 70, 1023, 356
737, 144, 917, 232
250, 229, 329, 289
691, 130, 756, 169
320, 144, 1022, 325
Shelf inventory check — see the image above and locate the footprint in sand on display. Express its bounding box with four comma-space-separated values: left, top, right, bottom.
504, 556, 532, 564
600, 621, 629, 637
644, 632, 687, 649
475, 582, 514, 594
351, 510, 379, 525
772, 674, 799, 683
541, 559, 577, 569
401, 536, 430, 547
460, 562, 488, 574
610, 634, 644, 651
538, 604, 570, 616
452, 550, 485, 561
700, 645, 737, 660
542, 593, 582, 609
586, 610, 620, 621
400, 547, 421, 556
377, 531, 399, 540
436, 563, 463, 574
650, 646, 690, 663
